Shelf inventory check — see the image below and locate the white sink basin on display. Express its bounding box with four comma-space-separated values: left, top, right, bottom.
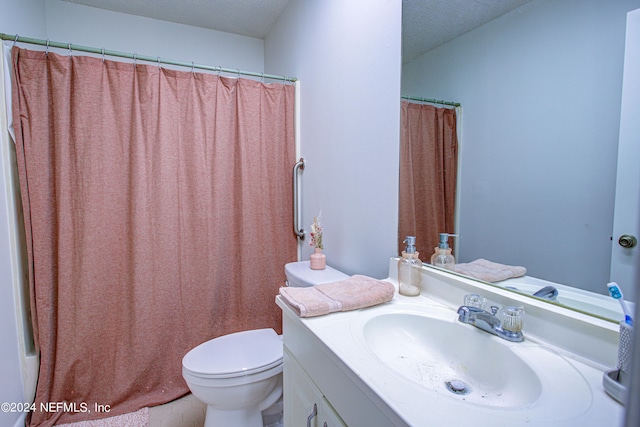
362, 312, 541, 407
351, 303, 593, 420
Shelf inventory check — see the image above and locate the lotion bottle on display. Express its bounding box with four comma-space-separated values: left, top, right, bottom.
431, 233, 457, 271
398, 236, 422, 296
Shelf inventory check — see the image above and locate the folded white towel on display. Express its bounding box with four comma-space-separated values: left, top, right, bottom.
453, 259, 526, 283
279, 275, 395, 317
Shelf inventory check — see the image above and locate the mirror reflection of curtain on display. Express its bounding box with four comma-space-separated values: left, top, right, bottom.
11, 46, 296, 426
398, 101, 458, 261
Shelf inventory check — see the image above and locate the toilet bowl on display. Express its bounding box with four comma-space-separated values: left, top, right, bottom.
182, 261, 348, 427
182, 328, 283, 427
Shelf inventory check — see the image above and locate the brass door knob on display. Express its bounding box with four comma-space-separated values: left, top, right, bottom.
618, 235, 638, 249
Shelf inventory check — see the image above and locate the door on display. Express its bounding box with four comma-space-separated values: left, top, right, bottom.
610, 8, 640, 302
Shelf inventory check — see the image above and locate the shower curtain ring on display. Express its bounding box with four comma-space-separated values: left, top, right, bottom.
45, 39, 50, 56
216, 66, 221, 76
236, 68, 240, 78
13, 34, 19, 46
191, 62, 195, 73
133, 53, 137, 67
101, 48, 105, 63
157, 56, 161, 68
68, 42, 72, 56
261, 72, 265, 83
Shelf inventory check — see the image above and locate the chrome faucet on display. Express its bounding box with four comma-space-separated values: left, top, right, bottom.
533, 285, 558, 301
457, 305, 524, 342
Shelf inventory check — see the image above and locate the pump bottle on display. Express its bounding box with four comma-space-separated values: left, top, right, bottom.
431, 233, 457, 271
398, 236, 422, 296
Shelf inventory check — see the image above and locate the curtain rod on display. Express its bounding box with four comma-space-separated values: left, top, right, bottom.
1, 33, 297, 83
402, 95, 460, 108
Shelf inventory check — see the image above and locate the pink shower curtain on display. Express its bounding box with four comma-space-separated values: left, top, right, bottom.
398, 101, 458, 260
11, 47, 296, 426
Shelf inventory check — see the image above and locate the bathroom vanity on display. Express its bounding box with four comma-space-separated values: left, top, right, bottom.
276, 259, 625, 426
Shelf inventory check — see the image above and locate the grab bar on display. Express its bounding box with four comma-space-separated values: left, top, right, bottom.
293, 158, 305, 240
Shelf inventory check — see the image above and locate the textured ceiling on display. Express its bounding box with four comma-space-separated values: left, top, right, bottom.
62, 0, 532, 62
402, 0, 532, 62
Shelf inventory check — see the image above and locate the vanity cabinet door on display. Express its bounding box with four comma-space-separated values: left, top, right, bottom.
320, 396, 347, 427
283, 350, 317, 425
283, 349, 346, 427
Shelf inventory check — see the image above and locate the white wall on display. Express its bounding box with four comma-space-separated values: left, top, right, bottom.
44, 0, 263, 72
402, 0, 640, 294
265, 0, 402, 279
0, 0, 47, 38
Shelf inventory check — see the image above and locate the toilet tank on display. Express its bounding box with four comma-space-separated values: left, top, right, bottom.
284, 261, 349, 287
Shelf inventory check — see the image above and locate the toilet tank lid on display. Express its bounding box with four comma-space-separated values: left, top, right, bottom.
182, 328, 282, 377
285, 261, 349, 287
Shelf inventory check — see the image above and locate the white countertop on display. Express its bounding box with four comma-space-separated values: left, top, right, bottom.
277, 274, 625, 426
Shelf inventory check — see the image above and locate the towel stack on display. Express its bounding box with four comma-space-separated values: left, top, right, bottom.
279, 275, 395, 317
453, 259, 526, 283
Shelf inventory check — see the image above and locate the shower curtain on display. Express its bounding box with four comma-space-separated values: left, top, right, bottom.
398, 101, 458, 260
11, 46, 296, 427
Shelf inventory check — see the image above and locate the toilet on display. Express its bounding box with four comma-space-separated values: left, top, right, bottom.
181, 261, 348, 427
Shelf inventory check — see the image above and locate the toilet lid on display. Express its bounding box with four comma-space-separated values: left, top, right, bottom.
182, 328, 282, 378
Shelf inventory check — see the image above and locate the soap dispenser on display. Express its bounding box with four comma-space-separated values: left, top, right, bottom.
398, 236, 422, 296
431, 233, 457, 271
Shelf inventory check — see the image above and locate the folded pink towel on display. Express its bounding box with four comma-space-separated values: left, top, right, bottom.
453, 259, 527, 283
279, 275, 395, 317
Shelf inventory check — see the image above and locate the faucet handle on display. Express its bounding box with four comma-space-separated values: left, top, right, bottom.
490, 305, 499, 315
500, 306, 525, 332
464, 294, 487, 310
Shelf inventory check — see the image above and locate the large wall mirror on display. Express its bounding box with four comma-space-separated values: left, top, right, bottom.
400, 0, 640, 322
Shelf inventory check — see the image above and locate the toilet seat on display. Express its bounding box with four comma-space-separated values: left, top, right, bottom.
182, 328, 282, 379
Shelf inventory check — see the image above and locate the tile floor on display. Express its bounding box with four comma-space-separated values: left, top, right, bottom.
149, 394, 206, 427
148, 393, 283, 427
